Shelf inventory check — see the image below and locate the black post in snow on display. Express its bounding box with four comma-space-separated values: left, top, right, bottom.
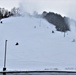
3, 40, 8, 71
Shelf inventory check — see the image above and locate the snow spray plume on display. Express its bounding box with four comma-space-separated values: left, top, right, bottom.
19, 0, 40, 15
19, 0, 53, 15
64, 0, 76, 31
66, 0, 76, 20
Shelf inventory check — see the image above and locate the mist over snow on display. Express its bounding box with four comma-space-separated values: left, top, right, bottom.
66, 1, 76, 20
0, 0, 76, 19
19, 0, 76, 19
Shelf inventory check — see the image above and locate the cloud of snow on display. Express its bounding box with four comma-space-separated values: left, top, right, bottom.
19, 0, 71, 15
67, 2, 76, 20
19, 0, 76, 20
65, 1, 76, 32
19, 0, 40, 15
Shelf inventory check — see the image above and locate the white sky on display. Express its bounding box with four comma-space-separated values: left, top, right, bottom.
0, 0, 20, 10
0, 0, 76, 19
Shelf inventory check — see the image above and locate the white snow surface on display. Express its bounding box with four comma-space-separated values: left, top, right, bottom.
0, 15, 76, 71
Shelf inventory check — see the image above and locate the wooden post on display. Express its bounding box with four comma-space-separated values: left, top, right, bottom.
64, 32, 65, 37
3, 40, 8, 71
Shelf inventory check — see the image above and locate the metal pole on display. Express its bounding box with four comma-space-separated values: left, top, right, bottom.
39, 19, 41, 27
3, 40, 8, 71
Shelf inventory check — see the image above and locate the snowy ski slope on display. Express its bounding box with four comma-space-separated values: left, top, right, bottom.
0, 14, 76, 71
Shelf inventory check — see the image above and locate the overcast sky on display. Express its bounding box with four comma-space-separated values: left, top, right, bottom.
0, 0, 76, 19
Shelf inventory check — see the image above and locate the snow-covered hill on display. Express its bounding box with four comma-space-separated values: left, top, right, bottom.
0, 14, 76, 71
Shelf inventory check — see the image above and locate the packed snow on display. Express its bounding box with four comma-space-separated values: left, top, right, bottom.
0, 14, 76, 71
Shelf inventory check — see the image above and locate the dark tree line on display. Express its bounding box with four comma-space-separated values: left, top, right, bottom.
0, 7, 70, 33
0, 8, 10, 19
42, 11, 70, 32
0, 7, 20, 20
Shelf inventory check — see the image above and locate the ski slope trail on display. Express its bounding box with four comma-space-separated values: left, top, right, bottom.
0, 15, 76, 71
